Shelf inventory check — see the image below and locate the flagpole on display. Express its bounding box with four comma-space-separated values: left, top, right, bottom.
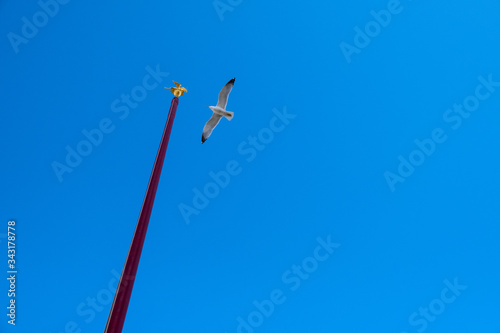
104, 82, 187, 333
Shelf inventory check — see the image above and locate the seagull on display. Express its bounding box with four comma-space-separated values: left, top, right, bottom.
202, 78, 235, 143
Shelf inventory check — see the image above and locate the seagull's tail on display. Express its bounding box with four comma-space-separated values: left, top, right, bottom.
222, 111, 233, 121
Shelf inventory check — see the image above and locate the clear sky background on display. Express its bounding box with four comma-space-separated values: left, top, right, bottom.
1, 0, 500, 332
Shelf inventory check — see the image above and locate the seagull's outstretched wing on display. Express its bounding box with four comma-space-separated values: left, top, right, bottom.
216, 78, 235, 109
202, 113, 223, 143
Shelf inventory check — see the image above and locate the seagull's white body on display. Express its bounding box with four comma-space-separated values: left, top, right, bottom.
202, 78, 235, 143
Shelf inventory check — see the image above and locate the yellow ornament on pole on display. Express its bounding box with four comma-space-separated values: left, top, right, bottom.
166, 81, 187, 97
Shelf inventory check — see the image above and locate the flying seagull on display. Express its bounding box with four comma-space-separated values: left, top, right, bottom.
202, 78, 235, 143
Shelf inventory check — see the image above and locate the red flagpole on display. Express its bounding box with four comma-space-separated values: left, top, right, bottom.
104, 87, 183, 332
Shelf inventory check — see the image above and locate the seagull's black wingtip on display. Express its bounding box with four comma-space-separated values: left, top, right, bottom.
202, 135, 207, 144
228, 78, 235, 84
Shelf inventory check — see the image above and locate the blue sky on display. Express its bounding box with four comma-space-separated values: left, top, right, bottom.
1, 0, 500, 332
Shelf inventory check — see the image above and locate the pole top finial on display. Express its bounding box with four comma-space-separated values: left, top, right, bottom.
165, 81, 187, 97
